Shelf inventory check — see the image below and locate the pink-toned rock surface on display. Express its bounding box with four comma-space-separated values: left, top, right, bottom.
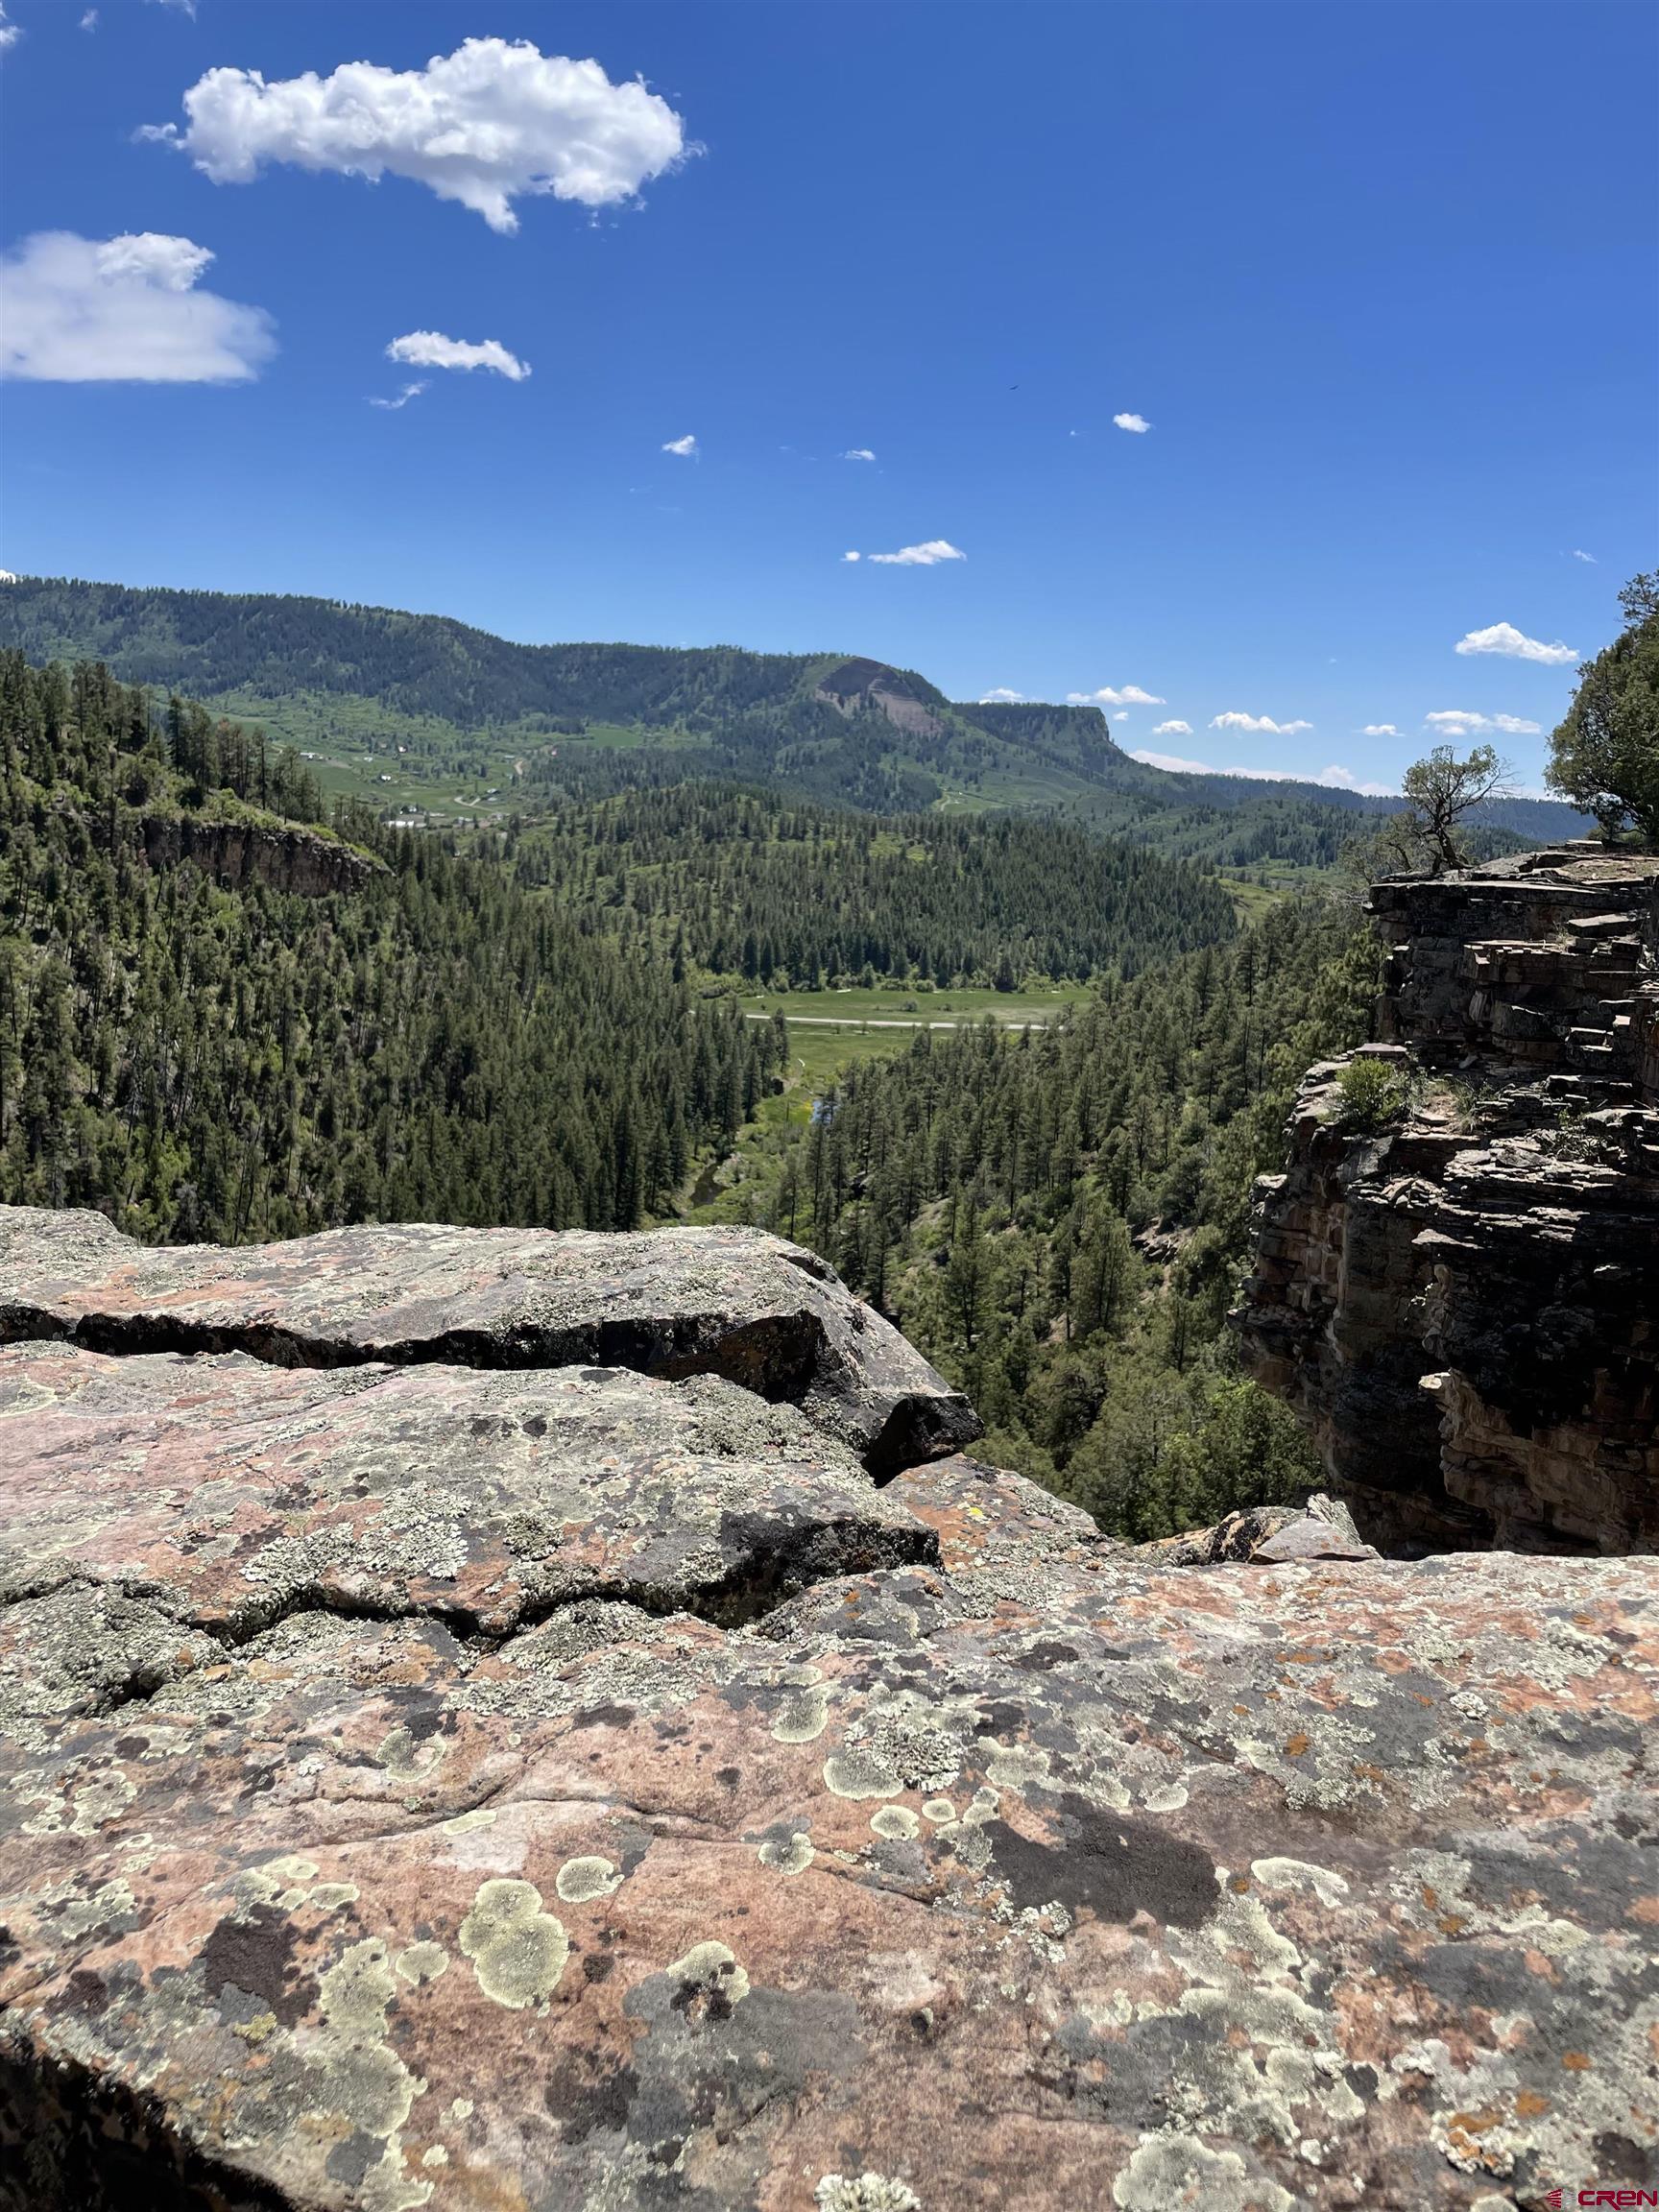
2, 1336, 1656, 2207
0, 1209, 978, 1476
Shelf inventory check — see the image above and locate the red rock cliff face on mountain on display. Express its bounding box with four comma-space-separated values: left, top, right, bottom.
1236, 845, 1659, 1553
1, 1202, 1656, 2208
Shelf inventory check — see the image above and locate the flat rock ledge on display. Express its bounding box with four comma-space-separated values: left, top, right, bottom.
0, 1210, 1654, 2211
0, 1209, 979, 1478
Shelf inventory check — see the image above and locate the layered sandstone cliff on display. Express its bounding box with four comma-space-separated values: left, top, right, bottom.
1237, 846, 1659, 1553
139, 813, 380, 897
1, 1202, 1655, 2209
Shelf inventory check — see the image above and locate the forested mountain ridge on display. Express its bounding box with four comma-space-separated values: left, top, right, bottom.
0, 651, 782, 1240
510, 782, 1238, 987
0, 576, 1589, 854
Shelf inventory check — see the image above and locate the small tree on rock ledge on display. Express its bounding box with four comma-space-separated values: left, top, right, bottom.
1353, 744, 1518, 879
1547, 573, 1659, 849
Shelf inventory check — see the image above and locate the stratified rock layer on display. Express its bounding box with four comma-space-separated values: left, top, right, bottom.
0, 1209, 978, 1477
1238, 848, 1659, 1552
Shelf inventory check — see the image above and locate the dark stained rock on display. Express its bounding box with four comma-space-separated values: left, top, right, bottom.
1237, 849, 1659, 1553
0, 1210, 979, 1476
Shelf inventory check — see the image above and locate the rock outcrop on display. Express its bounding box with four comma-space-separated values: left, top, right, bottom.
1, 1203, 1656, 2209
0, 1210, 978, 1478
139, 814, 379, 897
1238, 847, 1659, 1553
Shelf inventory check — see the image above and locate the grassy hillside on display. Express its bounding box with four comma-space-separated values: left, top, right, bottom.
1, 576, 1591, 859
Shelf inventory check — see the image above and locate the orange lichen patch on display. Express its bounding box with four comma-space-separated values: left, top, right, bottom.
1514, 2090, 1550, 2120
1437, 1914, 1470, 1936
1562, 2053, 1593, 2071
1632, 1896, 1659, 1925
1284, 1733, 1311, 1758
1448, 2106, 1503, 2138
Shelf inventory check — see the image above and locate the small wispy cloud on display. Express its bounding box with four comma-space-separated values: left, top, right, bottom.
1425, 709, 1541, 737
388, 330, 529, 380
1132, 750, 1211, 774
1066, 684, 1166, 708
841, 550, 860, 563
841, 447, 876, 462
1150, 719, 1192, 737
1360, 723, 1401, 737
661, 433, 698, 457
865, 539, 965, 566
1130, 750, 1393, 794
1113, 411, 1150, 434
978, 687, 1024, 703
370, 380, 426, 411
1570, 549, 1596, 564
1454, 621, 1575, 666
1210, 711, 1313, 735
0, 7, 21, 54
80, 6, 98, 24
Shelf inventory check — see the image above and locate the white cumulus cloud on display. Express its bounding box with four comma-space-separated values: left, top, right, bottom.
0, 230, 275, 382
841, 550, 860, 563
1424, 709, 1541, 737
143, 37, 687, 233
661, 433, 697, 457
867, 540, 965, 566
1066, 685, 1166, 708
1360, 724, 1401, 737
842, 447, 876, 462
978, 687, 1024, 703
388, 330, 529, 380
1210, 711, 1313, 735
1571, 548, 1596, 564
1150, 719, 1193, 737
1454, 621, 1576, 666
1113, 411, 1150, 433
370, 380, 426, 410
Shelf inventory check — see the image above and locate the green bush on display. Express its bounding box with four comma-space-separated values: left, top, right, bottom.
1333, 1055, 1410, 1134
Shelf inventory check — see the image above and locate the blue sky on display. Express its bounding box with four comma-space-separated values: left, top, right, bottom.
1, 0, 1652, 793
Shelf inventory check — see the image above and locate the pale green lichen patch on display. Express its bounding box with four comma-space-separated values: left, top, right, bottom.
394, 1941, 449, 1985
772, 1683, 830, 1743
824, 1747, 902, 1800
666, 1939, 749, 2008
441, 1807, 495, 1835
871, 1806, 921, 1842
555, 1855, 622, 1904
458, 1878, 568, 2009
758, 1831, 814, 1875
1110, 2133, 1292, 2211
921, 1798, 956, 1825
815, 2174, 923, 2211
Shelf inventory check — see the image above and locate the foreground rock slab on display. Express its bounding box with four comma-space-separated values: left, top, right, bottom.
0, 1209, 978, 1475
0, 1345, 935, 1677
3, 1441, 1655, 2206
